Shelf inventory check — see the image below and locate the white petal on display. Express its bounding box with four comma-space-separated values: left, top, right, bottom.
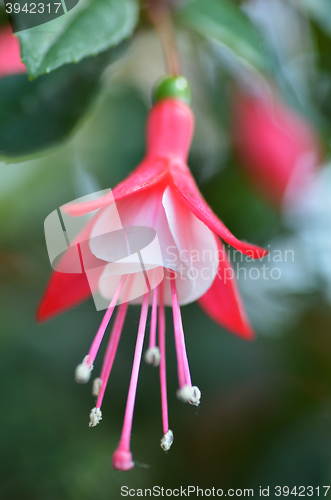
89, 187, 217, 306
162, 187, 218, 304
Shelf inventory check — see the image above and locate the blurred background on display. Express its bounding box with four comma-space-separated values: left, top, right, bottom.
1, 0, 331, 498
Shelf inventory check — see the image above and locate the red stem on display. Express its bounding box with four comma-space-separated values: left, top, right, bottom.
147, 0, 181, 75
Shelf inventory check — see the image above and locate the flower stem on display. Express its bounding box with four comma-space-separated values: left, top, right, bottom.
147, 0, 181, 75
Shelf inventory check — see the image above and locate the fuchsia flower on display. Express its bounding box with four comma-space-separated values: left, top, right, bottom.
233, 90, 322, 208
38, 77, 267, 471
0, 25, 26, 79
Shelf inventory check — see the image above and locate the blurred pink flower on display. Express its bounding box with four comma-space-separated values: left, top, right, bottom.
233, 90, 322, 208
0, 25, 26, 79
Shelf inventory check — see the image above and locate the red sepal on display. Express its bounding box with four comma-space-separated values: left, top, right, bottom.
170, 162, 268, 259
198, 238, 255, 340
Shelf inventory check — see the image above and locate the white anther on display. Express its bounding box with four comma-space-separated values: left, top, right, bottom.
92, 378, 103, 398
176, 384, 192, 403
89, 407, 102, 427
75, 355, 93, 384
144, 347, 161, 367
161, 430, 174, 452
189, 386, 201, 407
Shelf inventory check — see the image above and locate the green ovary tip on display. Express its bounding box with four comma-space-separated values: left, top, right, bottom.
153, 76, 192, 105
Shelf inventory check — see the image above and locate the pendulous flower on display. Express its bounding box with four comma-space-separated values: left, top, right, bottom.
38, 76, 267, 471
233, 89, 322, 208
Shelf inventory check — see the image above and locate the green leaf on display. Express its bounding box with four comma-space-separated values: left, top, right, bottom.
0, 47, 124, 157
177, 0, 269, 71
17, 0, 138, 78
74, 84, 148, 187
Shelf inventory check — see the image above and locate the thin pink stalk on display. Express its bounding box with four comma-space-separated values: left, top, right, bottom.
158, 285, 169, 436
179, 326, 192, 387
96, 302, 129, 408
99, 275, 134, 381
149, 286, 158, 350
116, 292, 150, 453
87, 275, 126, 366
170, 271, 192, 388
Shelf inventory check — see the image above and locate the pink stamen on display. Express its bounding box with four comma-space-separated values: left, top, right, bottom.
96, 302, 129, 409
149, 286, 158, 350
170, 271, 192, 388
158, 285, 169, 436
112, 291, 150, 471
87, 275, 126, 367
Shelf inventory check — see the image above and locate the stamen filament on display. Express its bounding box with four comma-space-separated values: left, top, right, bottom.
158, 285, 169, 437
87, 275, 126, 367
170, 271, 191, 389
96, 302, 129, 408
170, 271, 201, 406
112, 292, 150, 471
149, 286, 158, 350
144, 285, 160, 367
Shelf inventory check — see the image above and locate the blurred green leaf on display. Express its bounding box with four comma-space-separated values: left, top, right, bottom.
17, 0, 138, 78
177, 0, 269, 71
74, 84, 148, 187
294, 0, 331, 35
0, 47, 124, 156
